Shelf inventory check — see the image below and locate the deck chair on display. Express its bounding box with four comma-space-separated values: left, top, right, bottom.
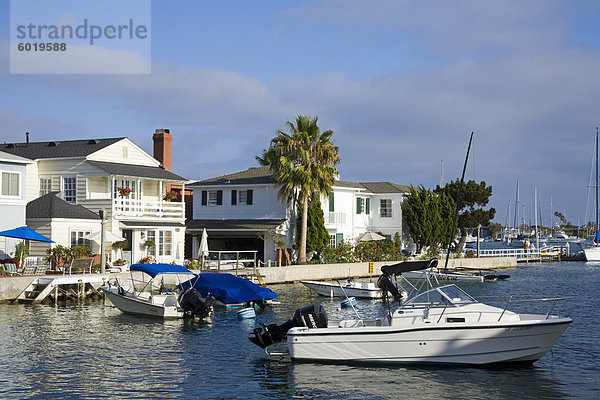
3, 263, 19, 276
35, 265, 47, 275
22, 265, 36, 275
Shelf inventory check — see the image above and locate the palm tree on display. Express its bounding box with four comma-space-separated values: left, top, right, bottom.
257, 115, 339, 264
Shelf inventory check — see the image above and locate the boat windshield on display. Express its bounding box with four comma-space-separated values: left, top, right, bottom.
403, 284, 477, 307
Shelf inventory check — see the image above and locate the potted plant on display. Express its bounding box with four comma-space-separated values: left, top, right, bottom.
118, 187, 132, 197
163, 190, 180, 202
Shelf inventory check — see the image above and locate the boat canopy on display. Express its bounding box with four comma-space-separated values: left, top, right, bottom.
381, 259, 437, 275
403, 284, 477, 307
130, 263, 195, 278
188, 273, 278, 304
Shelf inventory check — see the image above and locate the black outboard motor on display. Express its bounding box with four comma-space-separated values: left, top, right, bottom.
377, 273, 401, 300
178, 287, 214, 319
249, 304, 327, 349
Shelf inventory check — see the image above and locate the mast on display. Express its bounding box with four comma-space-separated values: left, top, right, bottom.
596, 127, 599, 234
535, 187, 539, 251
513, 179, 519, 229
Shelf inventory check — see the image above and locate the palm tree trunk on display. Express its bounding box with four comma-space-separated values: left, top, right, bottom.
298, 192, 309, 264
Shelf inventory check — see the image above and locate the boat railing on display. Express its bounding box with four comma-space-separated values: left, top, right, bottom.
201, 250, 259, 277
475, 295, 574, 321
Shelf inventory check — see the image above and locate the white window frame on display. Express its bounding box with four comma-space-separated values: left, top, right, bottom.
238, 190, 248, 205
146, 230, 156, 256
358, 197, 365, 214
62, 175, 77, 203
380, 199, 392, 218
70, 229, 92, 249
39, 177, 52, 197
158, 230, 173, 257
208, 190, 219, 205
0, 170, 21, 198
329, 234, 337, 249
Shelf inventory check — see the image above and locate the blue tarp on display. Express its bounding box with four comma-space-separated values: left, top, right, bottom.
189, 273, 278, 304
130, 263, 195, 278
596, 229, 600, 242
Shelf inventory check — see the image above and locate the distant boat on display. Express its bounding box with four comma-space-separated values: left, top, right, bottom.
584, 128, 600, 262
301, 279, 382, 299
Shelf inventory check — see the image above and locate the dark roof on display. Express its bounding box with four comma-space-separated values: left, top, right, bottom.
189, 166, 275, 186
26, 193, 101, 220
359, 182, 411, 193
186, 219, 286, 231
87, 160, 187, 181
1, 138, 125, 160
188, 166, 407, 193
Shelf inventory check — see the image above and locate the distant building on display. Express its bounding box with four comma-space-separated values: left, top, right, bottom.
186, 166, 411, 264
0, 151, 33, 259
1, 129, 188, 264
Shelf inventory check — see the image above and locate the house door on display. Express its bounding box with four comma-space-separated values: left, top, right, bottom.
122, 230, 133, 264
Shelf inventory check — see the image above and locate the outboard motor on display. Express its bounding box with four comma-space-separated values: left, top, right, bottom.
178, 287, 214, 319
377, 273, 401, 300
249, 304, 327, 349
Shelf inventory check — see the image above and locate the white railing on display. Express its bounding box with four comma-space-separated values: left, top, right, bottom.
113, 199, 184, 220
327, 212, 346, 225
465, 248, 541, 259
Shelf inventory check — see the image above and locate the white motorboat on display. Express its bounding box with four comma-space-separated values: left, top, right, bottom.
250, 259, 571, 365
402, 269, 509, 282
102, 263, 213, 319
301, 279, 381, 299
583, 246, 600, 262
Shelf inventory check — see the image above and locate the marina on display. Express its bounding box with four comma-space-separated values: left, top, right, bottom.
0, 260, 598, 399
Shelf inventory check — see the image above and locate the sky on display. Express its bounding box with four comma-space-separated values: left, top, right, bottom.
2, 0, 600, 228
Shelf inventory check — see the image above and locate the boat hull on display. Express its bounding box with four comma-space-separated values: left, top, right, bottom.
301, 281, 381, 299
583, 247, 600, 262
402, 270, 485, 282
287, 318, 571, 365
102, 288, 184, 318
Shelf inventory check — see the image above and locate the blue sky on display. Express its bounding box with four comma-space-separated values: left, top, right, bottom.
2, 0, 600, 228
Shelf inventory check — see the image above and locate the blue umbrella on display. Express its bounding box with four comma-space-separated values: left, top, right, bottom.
0, 226, 54, 243
0, 226, 54, 266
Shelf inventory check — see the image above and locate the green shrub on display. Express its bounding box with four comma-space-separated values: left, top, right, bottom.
321, 240, 359, 264
355, 241, 403, 262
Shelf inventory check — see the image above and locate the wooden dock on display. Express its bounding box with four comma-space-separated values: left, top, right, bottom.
15, 274, 108, 303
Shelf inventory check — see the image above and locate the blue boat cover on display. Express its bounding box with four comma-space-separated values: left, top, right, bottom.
130, 263, 194, 278
596, 229, 600, 242
189, 273, 277, 304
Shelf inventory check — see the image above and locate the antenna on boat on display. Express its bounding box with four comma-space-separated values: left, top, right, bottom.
443, 132, 474, 270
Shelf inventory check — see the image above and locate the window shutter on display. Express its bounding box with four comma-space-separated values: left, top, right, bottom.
356, 197, 362, 214
247, 189, 253, 205
231, 190, 237, 205
201, 190, 207, 206
216, 190, 223, 205
336, 233, 343, 245
329, 193, 335, 212
366, 198, 370, 214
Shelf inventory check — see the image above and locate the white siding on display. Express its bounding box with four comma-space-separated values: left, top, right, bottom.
87, 139, 159, 167
87, 177, 109, 199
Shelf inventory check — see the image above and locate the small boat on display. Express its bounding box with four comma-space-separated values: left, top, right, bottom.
402, 269, 509, 282
340, 297, 357, 308
250, 259, 572, 365
102, 263, 213, 319
237, 307, 257, 320
301, 279, 381, 299
189, 272, 278, 307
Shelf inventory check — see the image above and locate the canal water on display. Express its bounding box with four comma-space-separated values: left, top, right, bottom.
0, 261, 598, 399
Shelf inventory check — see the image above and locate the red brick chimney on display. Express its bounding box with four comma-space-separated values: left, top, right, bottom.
153, 128, 172, 171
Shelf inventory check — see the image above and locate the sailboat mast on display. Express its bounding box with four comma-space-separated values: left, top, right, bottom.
596, 127, 598, 232
514, 179, 519, 229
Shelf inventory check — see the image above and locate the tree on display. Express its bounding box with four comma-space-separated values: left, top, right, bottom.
257, 115, 339, 264
435, 180, 496, 254
487, 222, 504, 239
296, 195, 330, 259
401, 186, 455, 253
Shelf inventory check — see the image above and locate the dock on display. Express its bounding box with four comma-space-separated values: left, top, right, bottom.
1, 274, 110, 303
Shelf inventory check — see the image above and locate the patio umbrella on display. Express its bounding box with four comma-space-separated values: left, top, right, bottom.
83, 231, 125, 243
0, 226, 54, 266
199, 228, 209, 266
356, 231, 386, 242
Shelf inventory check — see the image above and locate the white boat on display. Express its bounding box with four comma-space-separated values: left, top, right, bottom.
102, 263, 213, 319
250, 259, 572, 365
583, 246, 600, 262
402, 269, 509, 282
301, 279, 381, 299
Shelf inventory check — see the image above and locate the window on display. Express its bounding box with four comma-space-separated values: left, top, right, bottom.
1, 172, 19, 197
202, 190, 223, 206
62, 176, 77, 203
238, 190, 247, 204
146, 230, 156, 256
114, 179, 136, 198
231, 189, 253, 206
328, 194, 335, 212
71, 230, 92, 249
158, 230, 172, 256
39, 177, 52, 196
329, 235, 337, 248
356, 197, 370, 214
380, 199, 392, 218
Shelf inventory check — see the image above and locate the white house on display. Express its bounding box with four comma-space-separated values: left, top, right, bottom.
1, 129, 188, 265
0, 151, 33, 259
186, 166, 410, 264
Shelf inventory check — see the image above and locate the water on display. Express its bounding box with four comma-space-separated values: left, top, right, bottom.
0, 261, 599, 399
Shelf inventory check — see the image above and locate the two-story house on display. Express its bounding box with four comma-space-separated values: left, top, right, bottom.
1, 129, 188, 265
186, 166, 410, 264
0, 150, 33, 259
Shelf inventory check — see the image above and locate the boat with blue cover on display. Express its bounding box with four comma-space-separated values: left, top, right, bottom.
187, 272, 278, 308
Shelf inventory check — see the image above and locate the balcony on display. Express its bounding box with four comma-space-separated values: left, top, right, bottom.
327, 212, 346, 225
113, 199, 184, 221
